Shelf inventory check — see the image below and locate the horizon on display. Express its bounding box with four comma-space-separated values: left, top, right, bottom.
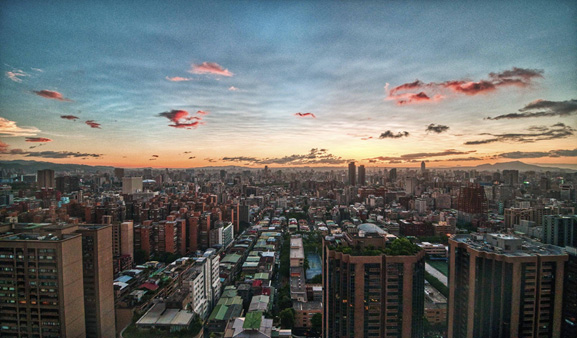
1, 1, 576, 169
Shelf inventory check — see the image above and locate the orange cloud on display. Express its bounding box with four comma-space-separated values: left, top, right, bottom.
190, 62, 233, 77
32, 90, 72, 101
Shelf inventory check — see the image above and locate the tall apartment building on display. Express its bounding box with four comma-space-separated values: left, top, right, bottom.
563, 246, 577, 338
348, 162, 356, 186
37, 169, 55, 189
323, 229, 425, 338
0, 233, 86, 337
358, 165, 366, 186
122, 176, 143, 194
448, 233, 568, 338
543, 215, 577, 248
0, 224, 116, 337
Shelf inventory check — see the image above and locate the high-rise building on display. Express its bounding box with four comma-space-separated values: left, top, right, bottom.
503, 169, 519, 186
75, 225, 116, 338
448, 233, 568, 338
389, 167, 397, 181
37, 169, 55, 189
114, 168, 125, 180
323, 229, 425, 338
0, 233, 86, 337
358, 165, 366, 186
348, 162, 356, 186
456, 184, 488, 225
543, 215, 577, 248
122, 176, 143, 194
421, 161, 426, 174
563, 246, 577, 338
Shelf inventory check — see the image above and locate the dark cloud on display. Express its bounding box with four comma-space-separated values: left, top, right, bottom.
26, 151, 102, 158
379, 130, 410, 139
220, 148, 351, 166
487, 99, 577, 120
32, 90, 72, 101
295, 112, 316, 118
85, 120, 101, 129
499, 148, 577, 159
464, 123, 574, 145
387, 67, 543, 105
365, 149, 475, 164
426, 124, 450, 133
25, 137, 52, 142
60, 115, 79, 120
152, 155, 159, 157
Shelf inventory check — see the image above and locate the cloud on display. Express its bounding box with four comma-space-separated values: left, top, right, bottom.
25, 137, 52, 143
464, 123, 574, 145
295, 112, 316, 118
487, 99, 577, 120
188, 156, 196, 159
152, 155, 159, 157
365, 149, 476, 164
32, 90, 72, 101
387, 67, 543, 105
60, 115, 79, 120
6, 70, 29, 83
426, 124, 450, 133
498, 148, 577, 159
221, 148, 352, 166
190, 62, 233, 77
379, 130, 410, 139
0, 117, 40, 136
228, 86, 239, 91
0, 140, 8, 152
157, 109, 206, 129
85, 120, 101, 129
26, 151, 102, 158
166, 76, 192, 82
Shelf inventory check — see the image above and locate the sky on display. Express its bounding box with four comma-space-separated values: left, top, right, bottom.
1, 0, 576, 169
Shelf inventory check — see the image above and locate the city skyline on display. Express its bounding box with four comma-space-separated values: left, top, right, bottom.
1, 1, 576, 169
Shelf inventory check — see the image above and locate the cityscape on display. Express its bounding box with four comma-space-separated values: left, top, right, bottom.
1, 1, 577, 338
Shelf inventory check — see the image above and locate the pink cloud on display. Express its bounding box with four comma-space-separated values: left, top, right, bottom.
190, 62, 233, 77
228, 86, 239, 91
60, 115, 79, 120
6, 70, 29, 83
387, 67, 543, 105
85, 120, 101, 129
295, 112, 316, 118
0, 140, 8, 151
25, 137, 52, 142
157, 110, 206, 129
32, 90, 72, 101
166, 76, 192, 82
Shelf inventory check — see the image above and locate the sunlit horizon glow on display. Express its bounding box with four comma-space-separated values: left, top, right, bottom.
1, 1, 576, 170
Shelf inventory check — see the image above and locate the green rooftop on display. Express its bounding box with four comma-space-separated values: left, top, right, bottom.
243, 311, 263, 330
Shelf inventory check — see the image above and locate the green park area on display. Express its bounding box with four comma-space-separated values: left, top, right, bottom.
426, 259, 448, 276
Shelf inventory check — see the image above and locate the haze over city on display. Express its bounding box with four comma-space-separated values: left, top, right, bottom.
1, 1, 576, 169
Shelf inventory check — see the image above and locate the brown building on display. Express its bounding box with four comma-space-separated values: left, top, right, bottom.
37, 169, 55, 189
448, 233, 568, 338
323, 228, 425, 338
0, 232, 85, 337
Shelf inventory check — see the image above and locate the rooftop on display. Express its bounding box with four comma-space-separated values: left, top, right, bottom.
452, 233, 566, 257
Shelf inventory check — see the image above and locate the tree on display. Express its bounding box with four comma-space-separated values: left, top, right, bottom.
311, 313, 322, 331
279, 308, 295, 329
310, 274, 322, 284
134, 249, 148, 265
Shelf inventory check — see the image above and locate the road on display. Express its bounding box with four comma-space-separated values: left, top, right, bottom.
425, 263, 448, 286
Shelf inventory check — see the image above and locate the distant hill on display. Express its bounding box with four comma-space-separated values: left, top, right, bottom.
0, 160, 114, 174
0, 159, 574, 174
471, 161, 575, 172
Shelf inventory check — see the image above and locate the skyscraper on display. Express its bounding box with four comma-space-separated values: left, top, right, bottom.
358, 165, 366, 186
563, 246, 577, 338
122, 176, 143, 194
348, 162, 356, 186
421, 161, 426, 174
543, 215, 577, 248
323, 228, 425, 338
448, 233, 568, 338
